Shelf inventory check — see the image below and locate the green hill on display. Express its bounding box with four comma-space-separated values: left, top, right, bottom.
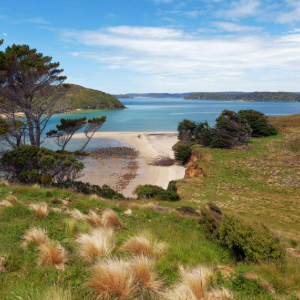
50, 84, 126, 112
184, 92, 300, 102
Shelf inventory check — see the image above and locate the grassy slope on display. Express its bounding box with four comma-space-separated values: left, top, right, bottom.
50, 84, 125, 112
1, 114, 300, 299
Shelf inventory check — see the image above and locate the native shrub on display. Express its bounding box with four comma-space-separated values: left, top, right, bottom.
0, 145, 83, 184
133, 184, 164, 198
238, 109, 277, 137
167, 180, 177, 192
158, 190, 180, 202
174, 145, 192, 164
219, 214, 286, 262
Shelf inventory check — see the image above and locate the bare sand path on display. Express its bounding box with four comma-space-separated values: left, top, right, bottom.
72, 132, 185, 197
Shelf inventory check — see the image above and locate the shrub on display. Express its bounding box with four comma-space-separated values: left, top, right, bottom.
158, 190, 180, 202
52, 181, 123, 199
198, 206, 223, 240
133, 184, 164, 198
167, 180, 177, 192
238, 109, 278, 137
174, 145, 192, 164
219, 214, 286, 262
0, 145, 83, 184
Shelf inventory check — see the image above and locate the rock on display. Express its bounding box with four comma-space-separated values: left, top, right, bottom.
176, 206, 200, 216
154, 205, 172, 213
184, 163, 205, 179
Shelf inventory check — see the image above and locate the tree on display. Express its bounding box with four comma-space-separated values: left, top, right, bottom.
46, 116, 106, 151
0, 41, 66, 149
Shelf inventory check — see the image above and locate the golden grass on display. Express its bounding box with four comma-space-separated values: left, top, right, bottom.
64, 218, 91, 236
88, 257, 135, 300
69, 208, 86, 220
42, 284, 72, 300
120, 234, 168, 257
129, 255, 163, 295
0, 180, 10, 187
213, 266, 234, 278
75, 227, 115, 261
5, 195, 21, 205
21, 227, 49, 250
29, 202, 49, 217
0, 200, 13, 207
0, 253, 7, 266
164, 266, 232, 300
101, 208, 123, 228
85, 210, 103, 226
37, 240, 68, 270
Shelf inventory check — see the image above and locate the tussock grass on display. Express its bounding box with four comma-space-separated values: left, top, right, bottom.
0, 200, 13, 207
164, 266, 232, 300
129, 255, 163, 295
29, 202, 49, 217
0, 180, 10, 187
37, 240, 68, 270
120, 234, 168, 257
69, 208, 86, 220
21, 227, 49, 250
88, 257, 135, 300
90, 194, 100, 200
5, 195, 21, 205
64, 218, 91, 236
101, 208, 123, 228
85, 210, 103, 226
0, 254, 8, 266
76, 227, 115, 261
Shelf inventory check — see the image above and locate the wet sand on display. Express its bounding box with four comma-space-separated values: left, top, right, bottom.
73, 132, 185, 197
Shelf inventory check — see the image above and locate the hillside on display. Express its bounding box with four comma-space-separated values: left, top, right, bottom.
184, 92, 300, 102
50, 84, 126, 112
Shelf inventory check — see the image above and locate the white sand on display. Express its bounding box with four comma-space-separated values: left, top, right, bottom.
73, 132, 185, 197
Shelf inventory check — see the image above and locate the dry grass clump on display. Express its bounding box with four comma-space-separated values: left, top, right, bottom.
213, 266, 234, 278
88, 257, 135, 300
101, 208, 123, 228
0, 200, 13, 207
129, 255, 163, 295
85, 210, 103, 226
0, 253, 8, 266
21, 227, 49, 249
76, 227, 115, 261
5, 195, 21, 205
38, 240, 68, 270
0, 180, 10, 187
164, 266, 232, 300
120, 234, 168, 257
42, 284, 72, 300
29, 202, 49, 217
69, 208, 86, 220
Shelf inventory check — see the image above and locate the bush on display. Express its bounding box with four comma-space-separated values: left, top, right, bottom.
133, 184, 180, 201
174, 145, 192, 164
52, 181, 123, 199
0, 145, 83, 184
198, 205, 223, 240
167, 180, 177, 192
238, 109, 278, 137
219, 214, 286, 262
158, 190, 180, 202
133, 184, 164, 198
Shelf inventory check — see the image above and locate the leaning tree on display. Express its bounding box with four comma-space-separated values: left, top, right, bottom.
0, 40, 106, 151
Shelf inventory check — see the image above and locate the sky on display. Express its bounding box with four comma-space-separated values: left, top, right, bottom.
1, 0, 300, 93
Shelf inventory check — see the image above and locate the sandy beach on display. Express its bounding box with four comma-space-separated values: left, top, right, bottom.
72, 132, 185, 197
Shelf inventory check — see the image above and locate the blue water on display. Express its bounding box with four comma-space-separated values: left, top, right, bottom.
46, 98, 300, 134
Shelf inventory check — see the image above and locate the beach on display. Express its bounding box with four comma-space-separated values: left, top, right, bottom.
72, 132, 185, 197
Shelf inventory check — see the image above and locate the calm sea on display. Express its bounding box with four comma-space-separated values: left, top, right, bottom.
44, 98, 300, 150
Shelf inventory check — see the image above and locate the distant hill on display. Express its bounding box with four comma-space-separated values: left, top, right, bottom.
114, 92, 245, 98
50, 84, 126, 113
184, 92, 300, 102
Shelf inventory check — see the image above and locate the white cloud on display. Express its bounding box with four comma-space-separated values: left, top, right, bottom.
216, 0, 261, 20
2, 33, 7, 36
60, 26, 300, 92
26, 17, 49, 24
182, 11, 202, 18
277, 0, 300, 23
213, 22, 263, 32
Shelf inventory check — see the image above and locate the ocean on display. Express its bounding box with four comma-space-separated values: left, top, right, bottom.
44, 98, 300, 150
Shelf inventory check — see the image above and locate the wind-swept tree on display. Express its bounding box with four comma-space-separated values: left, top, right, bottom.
0, 40, 66, 148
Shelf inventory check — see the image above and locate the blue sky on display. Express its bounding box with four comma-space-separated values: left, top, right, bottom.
1, 0, 300, 93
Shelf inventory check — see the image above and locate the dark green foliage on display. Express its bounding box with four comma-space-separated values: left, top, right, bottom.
52, 181, 123, 199
167, 180, 177, 192
133, 184, 180, 201
198, 206, 223, 240
0, 145, 83, 184
207, 201, 222, 215
174, 144, 192, 164
219, 214, 286, 262
238, 109, 278, 137
158, 190, 180, 202
177, 119, 198, 141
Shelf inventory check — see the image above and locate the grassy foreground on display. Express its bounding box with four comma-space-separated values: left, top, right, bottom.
0, 114, 300, 299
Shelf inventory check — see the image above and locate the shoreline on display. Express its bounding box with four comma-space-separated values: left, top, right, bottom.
73, 132, 185, 197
